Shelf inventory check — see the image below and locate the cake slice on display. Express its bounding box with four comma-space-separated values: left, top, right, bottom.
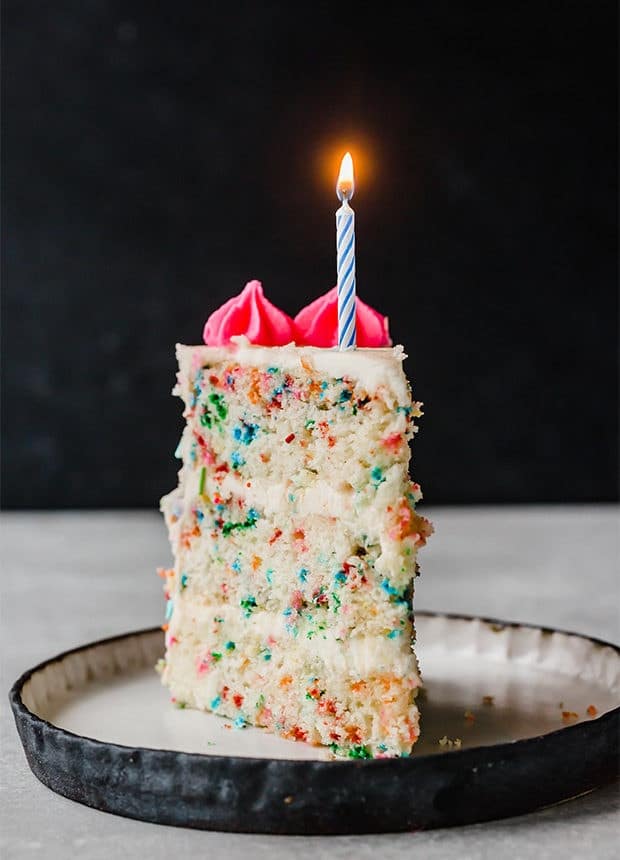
159, 336, 432, 757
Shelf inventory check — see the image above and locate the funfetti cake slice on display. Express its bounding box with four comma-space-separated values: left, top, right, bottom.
159, 282, 432, 758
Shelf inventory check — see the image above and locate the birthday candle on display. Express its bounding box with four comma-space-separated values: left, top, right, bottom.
336, 152, 356, 349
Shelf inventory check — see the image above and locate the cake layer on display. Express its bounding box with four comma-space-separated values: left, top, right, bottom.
172, 343, 420, 499
161, 548, 414, 653
159, 600, 420, 757
177, 337, 411, 404
162, 481, 428, 604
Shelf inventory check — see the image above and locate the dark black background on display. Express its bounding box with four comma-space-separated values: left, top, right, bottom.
2, 1, 617, 508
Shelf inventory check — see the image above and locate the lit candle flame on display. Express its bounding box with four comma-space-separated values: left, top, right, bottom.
336, 152, 355, 202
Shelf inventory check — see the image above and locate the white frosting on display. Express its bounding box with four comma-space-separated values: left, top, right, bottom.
218, 473, 355, 520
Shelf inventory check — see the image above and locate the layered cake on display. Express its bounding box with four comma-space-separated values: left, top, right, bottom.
159, 281, 432, 758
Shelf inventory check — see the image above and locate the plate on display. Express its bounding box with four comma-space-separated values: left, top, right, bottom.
10, 612, 620, 834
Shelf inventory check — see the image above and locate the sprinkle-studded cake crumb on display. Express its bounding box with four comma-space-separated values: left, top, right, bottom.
159, 340, 432, 758
438, 736, 462, 750
562, 710, 579, 722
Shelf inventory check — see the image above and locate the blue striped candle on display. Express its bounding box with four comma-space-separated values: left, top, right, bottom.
336, 152, 356, 349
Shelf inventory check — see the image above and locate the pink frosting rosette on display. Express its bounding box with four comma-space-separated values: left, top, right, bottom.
203, 280, 296, 347
294, 286, 392, 348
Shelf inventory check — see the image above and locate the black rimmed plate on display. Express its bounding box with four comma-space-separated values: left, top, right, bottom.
9, 612, 620, 834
